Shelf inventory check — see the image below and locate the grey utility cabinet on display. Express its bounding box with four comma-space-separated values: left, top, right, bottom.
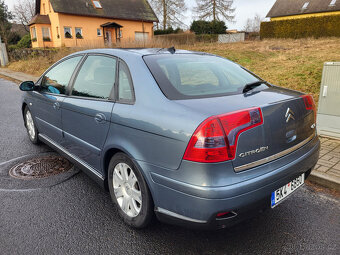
317, 62, 340, 139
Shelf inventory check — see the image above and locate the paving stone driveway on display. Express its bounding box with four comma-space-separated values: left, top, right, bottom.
312, 137, 340, 188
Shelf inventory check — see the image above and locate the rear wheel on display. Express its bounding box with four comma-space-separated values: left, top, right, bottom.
108, 153, 153, 228
24, 107, 39, 144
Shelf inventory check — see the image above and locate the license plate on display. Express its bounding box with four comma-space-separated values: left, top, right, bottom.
271, 173, 305, 208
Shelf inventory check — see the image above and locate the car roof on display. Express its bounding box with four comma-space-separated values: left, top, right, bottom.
73, 48, 208, 57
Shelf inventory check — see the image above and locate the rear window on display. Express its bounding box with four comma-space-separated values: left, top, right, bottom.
144, 54, 269, 99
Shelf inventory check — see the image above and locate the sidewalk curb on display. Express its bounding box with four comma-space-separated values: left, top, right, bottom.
0, 68, 39, 83
0, 73, 21, 84
309, 171, 340, 191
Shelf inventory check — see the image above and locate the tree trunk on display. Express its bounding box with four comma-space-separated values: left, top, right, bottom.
162, 0, 167, 29
213, 0, 216, 21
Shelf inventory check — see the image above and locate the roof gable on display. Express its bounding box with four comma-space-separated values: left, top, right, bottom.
35, 0, 158, 22
29, 14, 51, 25
267, 0, 340, 18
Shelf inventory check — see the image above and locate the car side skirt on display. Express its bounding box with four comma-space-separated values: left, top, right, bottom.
38, 134, 106, 189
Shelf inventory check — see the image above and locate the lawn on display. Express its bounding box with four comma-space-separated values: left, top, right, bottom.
8, 38, 340, 103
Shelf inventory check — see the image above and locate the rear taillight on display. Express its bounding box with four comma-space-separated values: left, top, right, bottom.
183, 107, 263, 163
301, 95, 316, 121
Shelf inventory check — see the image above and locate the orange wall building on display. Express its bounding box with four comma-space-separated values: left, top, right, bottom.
29, 0, 158, 48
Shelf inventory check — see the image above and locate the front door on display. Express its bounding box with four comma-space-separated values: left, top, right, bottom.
106, 31, 112, 44
317, 62, 340, 138
62, 55, 117, 172
32, 56, 83, 143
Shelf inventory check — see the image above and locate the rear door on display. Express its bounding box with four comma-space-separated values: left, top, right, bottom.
61, 54, 117, 172
32, 55, 83, 143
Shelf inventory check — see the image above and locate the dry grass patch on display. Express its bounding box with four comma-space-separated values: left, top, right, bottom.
7, 37, 340, 103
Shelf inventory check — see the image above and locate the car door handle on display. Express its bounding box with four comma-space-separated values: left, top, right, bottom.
94, 113, 106, 123
53, 102, 60, 110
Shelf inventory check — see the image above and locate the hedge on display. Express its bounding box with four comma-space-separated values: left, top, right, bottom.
154, 27, 182, 35
260, 14, 340, 39
190, 20, 227, 35
154, 33, 218, 44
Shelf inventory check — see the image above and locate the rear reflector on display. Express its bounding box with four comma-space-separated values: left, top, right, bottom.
216, 211, 238, 220
183, 107, 263, 163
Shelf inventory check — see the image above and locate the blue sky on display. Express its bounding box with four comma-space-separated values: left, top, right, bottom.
184, 0, 277, 29
5, 0, 277, 30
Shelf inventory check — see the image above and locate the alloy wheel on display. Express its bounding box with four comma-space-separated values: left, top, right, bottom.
26, 111, 35, 140
112, 163, 142, 217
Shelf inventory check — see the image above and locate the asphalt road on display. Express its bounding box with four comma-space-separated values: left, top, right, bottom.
0, 78, 339, 255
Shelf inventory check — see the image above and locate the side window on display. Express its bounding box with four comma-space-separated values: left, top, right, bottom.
41, 56, 82, 94
118, 61, 134, 102
72, 55, 116, 99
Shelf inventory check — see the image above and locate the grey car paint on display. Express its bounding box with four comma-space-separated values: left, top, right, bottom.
21, 48, 320, 229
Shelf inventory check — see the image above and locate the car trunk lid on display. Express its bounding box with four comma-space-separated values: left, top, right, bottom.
177, 87, 316, 171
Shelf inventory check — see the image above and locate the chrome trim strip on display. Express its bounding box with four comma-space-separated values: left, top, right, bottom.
155, 207, 207, 224
38, 134, 104, 180
36, 117, 63, 134
234, 133, 316, 172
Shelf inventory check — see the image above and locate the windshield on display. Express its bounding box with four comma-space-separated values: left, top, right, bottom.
144, 54, 269, 100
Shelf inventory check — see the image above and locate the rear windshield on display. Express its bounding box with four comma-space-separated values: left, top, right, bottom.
144, 54, 269, 100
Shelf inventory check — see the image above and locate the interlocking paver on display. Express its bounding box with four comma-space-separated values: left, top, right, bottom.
320, 154, 333, 161
329, 157, 340, 164
317, 166, 330, 173
317, 159, 336, 168
311, 136, 340, 190
326, 151, 340, 158
328, 170, 340, 178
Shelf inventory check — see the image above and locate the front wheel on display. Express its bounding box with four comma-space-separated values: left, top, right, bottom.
108, 153, 153, 228
24, 107, 39, 144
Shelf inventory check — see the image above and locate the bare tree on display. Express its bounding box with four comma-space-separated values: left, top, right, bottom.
13, 0, 35, 32
195, 0, 235, 22
149, 0, 187, 29
244, 14, 262, 32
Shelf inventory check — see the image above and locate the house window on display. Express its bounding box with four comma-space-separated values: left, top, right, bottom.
42, 27, 51, 41
75, 28, 83, 39
64, 27, 72, 38
302, 2, 309, 10
97, 28, 102, 36
43, 3, 46, 14
92, 0, 102, 8
330, 0, 337, 6
31, 27, 37, 41
135, 32, 149, 41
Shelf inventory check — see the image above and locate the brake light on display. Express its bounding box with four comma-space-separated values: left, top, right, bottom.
301, 95, 316, 121
183, 107, 263, 163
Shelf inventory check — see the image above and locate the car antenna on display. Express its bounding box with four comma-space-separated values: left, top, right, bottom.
156, 47, 176, 54
167, 46, 176, 54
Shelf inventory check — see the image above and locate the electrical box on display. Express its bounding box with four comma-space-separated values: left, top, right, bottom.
317, 62, 340, 139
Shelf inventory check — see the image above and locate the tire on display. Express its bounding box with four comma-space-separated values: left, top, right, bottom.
108, 152, 153, 228
24, 107, 39, 144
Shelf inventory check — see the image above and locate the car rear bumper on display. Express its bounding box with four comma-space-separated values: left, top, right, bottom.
154, 168, 312, 230
139, 136, 320, 229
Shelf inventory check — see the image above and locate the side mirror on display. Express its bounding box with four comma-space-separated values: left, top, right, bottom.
19, 81, 35, 91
